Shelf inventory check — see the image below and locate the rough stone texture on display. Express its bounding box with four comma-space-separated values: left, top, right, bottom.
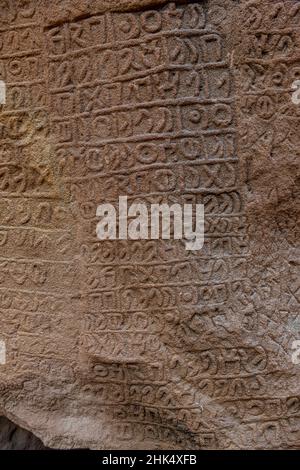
0, 0, 299, 450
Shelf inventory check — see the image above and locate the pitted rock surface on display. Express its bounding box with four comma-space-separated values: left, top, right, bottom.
0, 0, 299, 450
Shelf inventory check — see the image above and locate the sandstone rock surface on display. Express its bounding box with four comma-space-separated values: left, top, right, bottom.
0, 0, 299, 450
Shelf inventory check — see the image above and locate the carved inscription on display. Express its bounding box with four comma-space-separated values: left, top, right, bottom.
0, 0, 299, 451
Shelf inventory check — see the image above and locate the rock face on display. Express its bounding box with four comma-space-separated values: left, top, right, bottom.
0, 0, 299, 450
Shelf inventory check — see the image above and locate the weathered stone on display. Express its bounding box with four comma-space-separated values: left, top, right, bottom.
0, 0, 299, 450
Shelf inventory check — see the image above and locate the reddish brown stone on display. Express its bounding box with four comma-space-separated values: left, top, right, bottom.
0, 0, 299, 450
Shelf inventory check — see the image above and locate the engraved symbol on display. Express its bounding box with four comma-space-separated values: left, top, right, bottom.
291, 80, 300, 105
256, 95, 274, 119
